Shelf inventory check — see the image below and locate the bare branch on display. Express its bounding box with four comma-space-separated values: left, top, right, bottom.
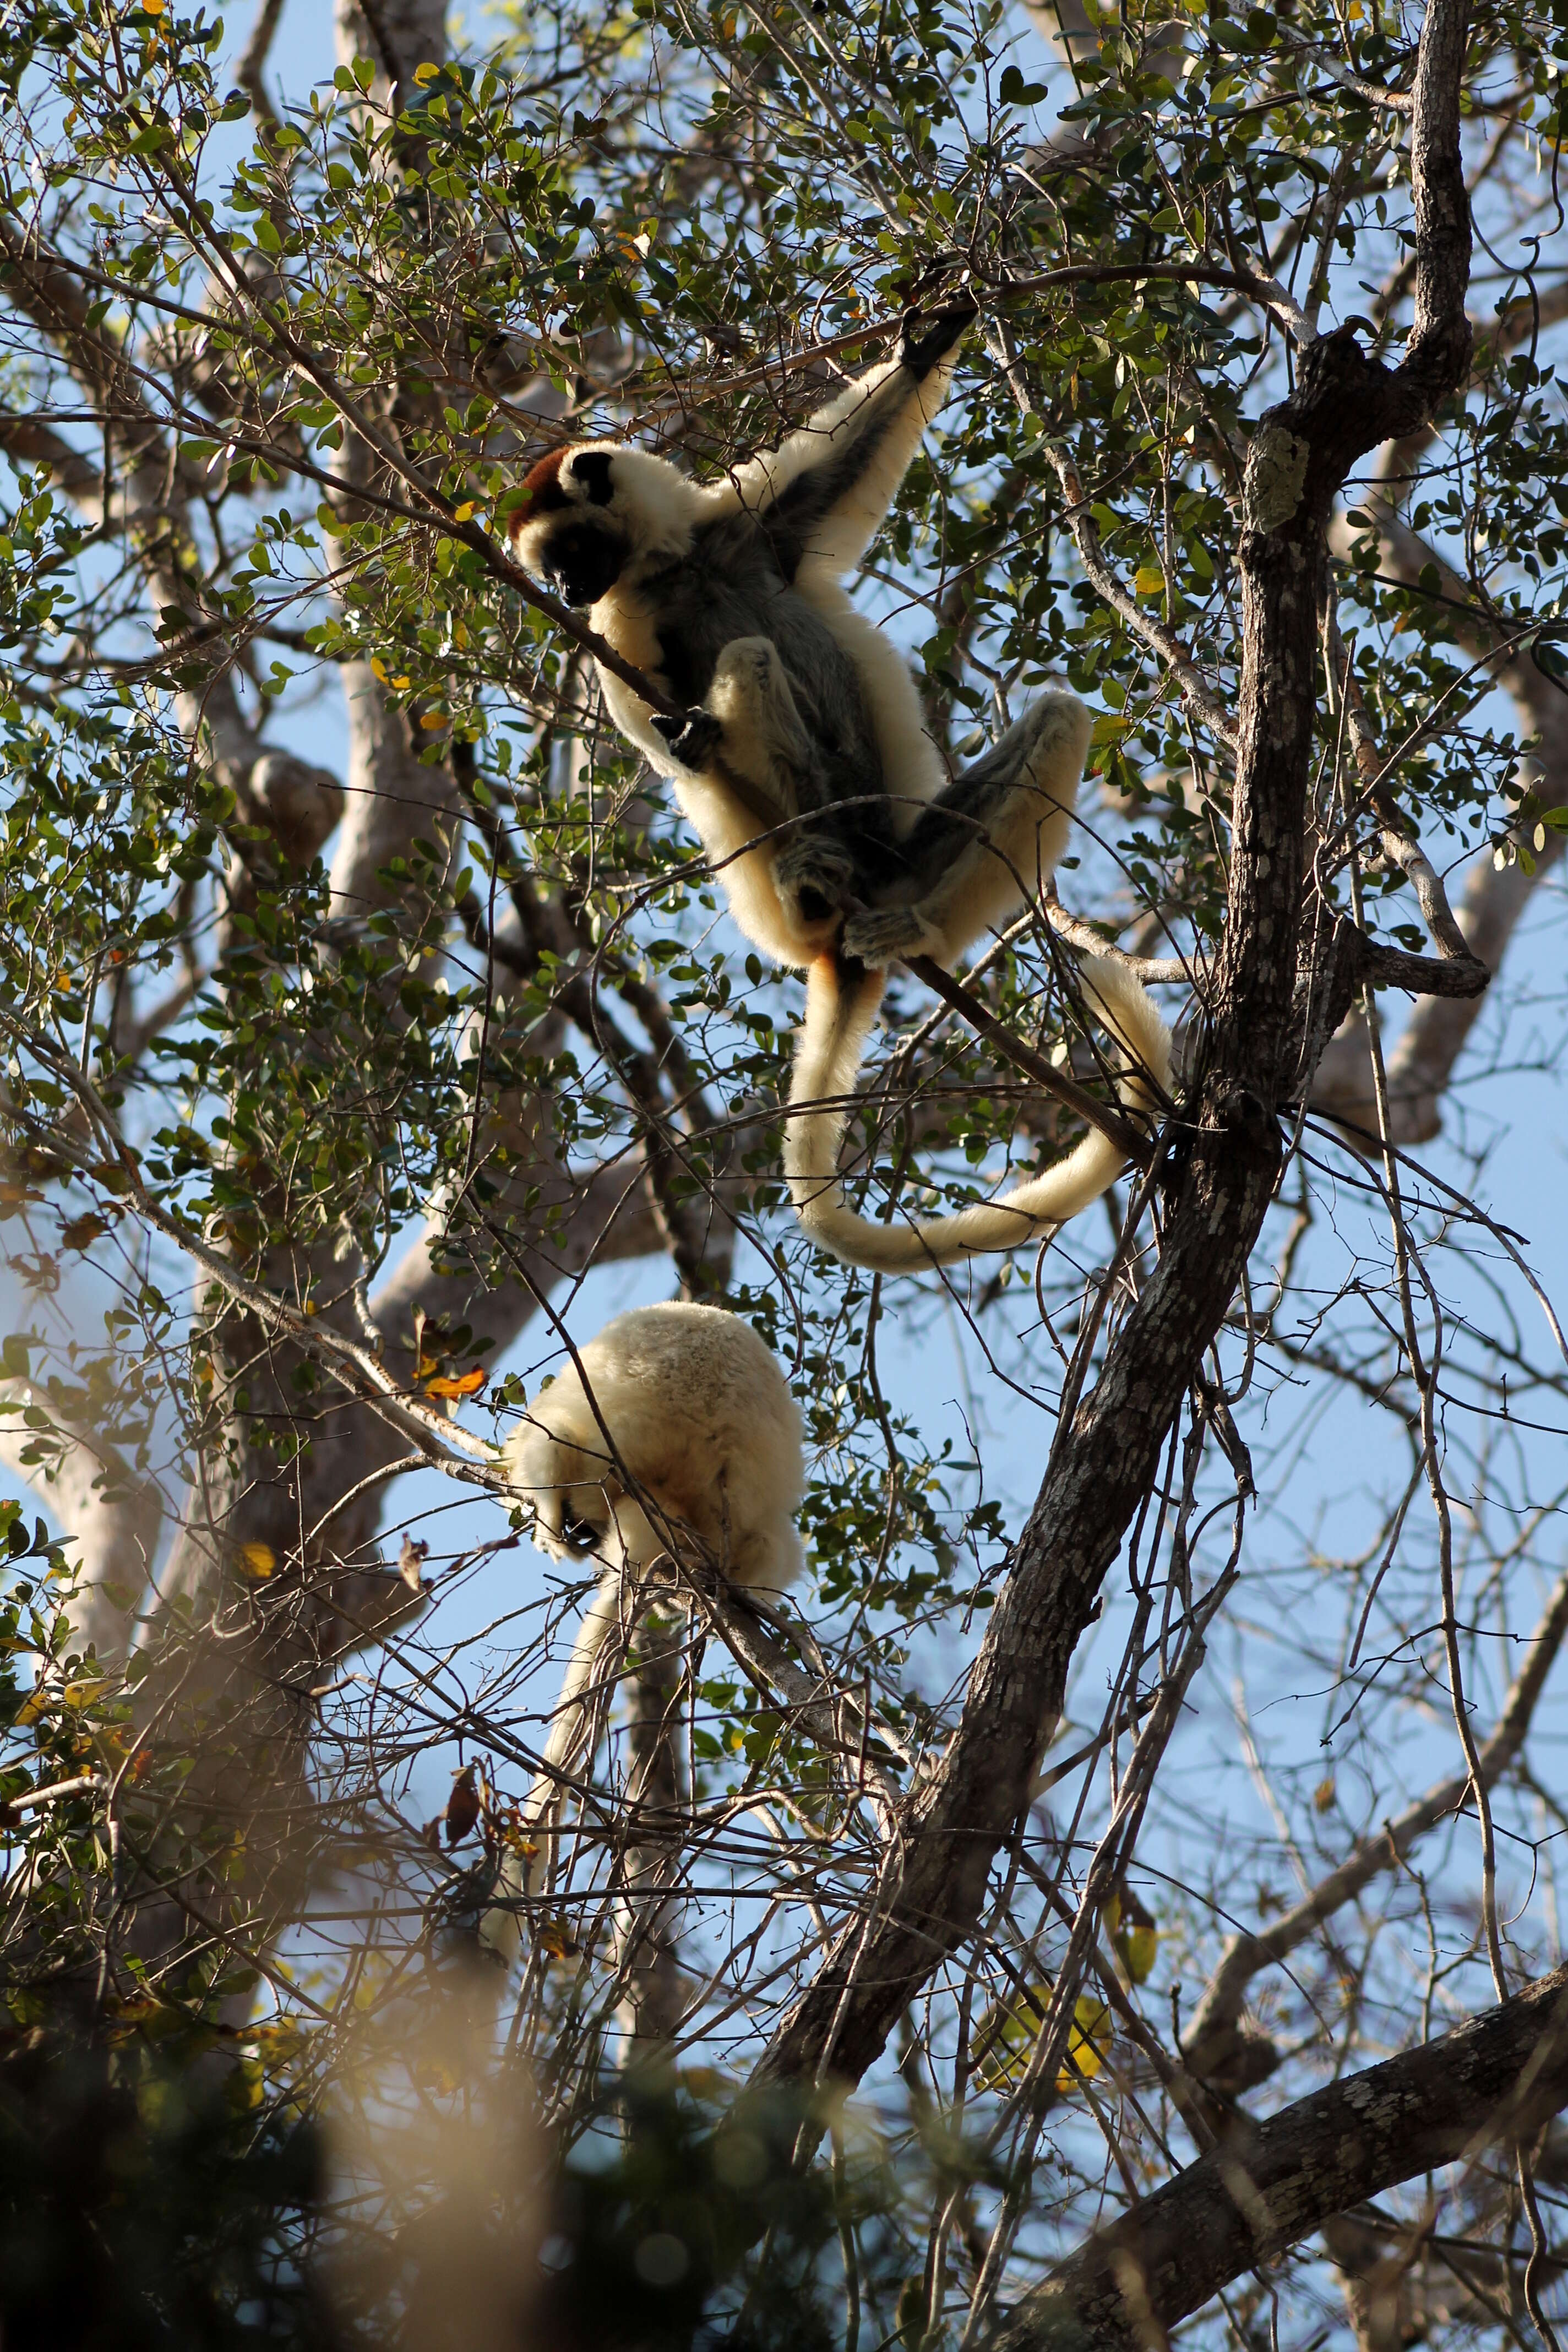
1184, 1562, 1568, 2075
1040, 439, 1240, 748
753, 0, 1474, 2103
233, 0, 287, 135
989, 1958, 1568, 2352
1325, 606, 1482, 966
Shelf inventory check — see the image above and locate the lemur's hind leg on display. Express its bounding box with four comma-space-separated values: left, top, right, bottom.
840, 690, 1091, 968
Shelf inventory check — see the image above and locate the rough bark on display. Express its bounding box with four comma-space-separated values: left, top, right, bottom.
754, 0, 1473, 2098
987, 1959, 1568, 2351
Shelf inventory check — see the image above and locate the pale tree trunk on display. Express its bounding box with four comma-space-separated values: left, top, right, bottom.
616, 1611, 690, 2078
0, 0, 702, 1996
0, 1402, 157, 1665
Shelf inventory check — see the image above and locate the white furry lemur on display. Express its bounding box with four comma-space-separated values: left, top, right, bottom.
481, 1302, 804, 1964
509, 309, 1171, 1271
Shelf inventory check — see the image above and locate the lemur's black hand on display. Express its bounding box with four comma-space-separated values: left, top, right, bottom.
653, 708, 723, 766
899, 299, 978, 377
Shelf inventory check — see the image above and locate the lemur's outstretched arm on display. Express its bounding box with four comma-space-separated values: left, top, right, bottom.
722, 304, 974, 582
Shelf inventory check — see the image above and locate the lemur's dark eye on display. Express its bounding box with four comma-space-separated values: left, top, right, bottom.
568, 449, 616, 506
559, 1508, 601, 1555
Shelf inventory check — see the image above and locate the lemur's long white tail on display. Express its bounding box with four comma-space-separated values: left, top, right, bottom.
785, 954, 1172, 1273
479, 1570, 627, 1968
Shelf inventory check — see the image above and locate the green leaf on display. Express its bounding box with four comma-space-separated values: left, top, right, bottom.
998, 63, 1048, 105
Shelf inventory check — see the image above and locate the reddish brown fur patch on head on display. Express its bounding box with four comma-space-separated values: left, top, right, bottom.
507, 446, 571, 543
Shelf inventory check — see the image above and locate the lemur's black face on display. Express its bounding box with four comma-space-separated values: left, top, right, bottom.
511, 443, 629, 607
558, 1505, 604, 1556
542, 519, 627, 608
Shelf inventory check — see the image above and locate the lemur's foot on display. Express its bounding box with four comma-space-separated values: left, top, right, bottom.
841, 906, 946, 966
652, 707, 723, 769
775, 841, 855, 929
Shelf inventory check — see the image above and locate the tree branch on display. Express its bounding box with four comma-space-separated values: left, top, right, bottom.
1040, 439, 1239, 747
1323, 502, 1568, 1141
1325, 605, 1483, 968
1183, 1561, 1568, 2078
989, 1958, 1568, 2351
233, 0, 286, 135
752, 0, 1473, 2103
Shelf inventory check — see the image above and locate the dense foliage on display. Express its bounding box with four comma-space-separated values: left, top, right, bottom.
1, 0, 1567, 2342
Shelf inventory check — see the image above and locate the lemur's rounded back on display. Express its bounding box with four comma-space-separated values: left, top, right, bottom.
504, 1302, 805, 1599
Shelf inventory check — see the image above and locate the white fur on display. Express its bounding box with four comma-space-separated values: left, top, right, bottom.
512, 355, 1173, 1277
512, 365, 958, 883
802, 584, 950, 832
724, 350, 960, 580
785, 956, 1172, 1272
510, 444, 712, 582
481, 1304, 804, 1964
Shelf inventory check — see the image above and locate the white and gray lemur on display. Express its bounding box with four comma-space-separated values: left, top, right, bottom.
509, 311, 1171, 1271
481, 1302, 804, 1965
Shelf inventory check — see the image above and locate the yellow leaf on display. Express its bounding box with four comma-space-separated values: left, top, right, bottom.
143, 0, 166, 12
453, 501, 476, 522
1314, 1776, 1336, 1813
1121, 1924, 1158, 1983
1134, 564, 1164, 597
425, 1366, 486, 1401
238, 1543, 276, 1580
391, 673, 411, 690
248, 2017, 309, 2070
13, 1686, 50, 1727
370, 656, 389, 682
536, 1912, 581, 1962
413, 59, 439, 82
419, 709, 449, 730
226, 2057, 265, 2111
973, 1980, 1052, 2091
1057, 1994, 1111, 2089
1107, 1885, 1159, 1983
